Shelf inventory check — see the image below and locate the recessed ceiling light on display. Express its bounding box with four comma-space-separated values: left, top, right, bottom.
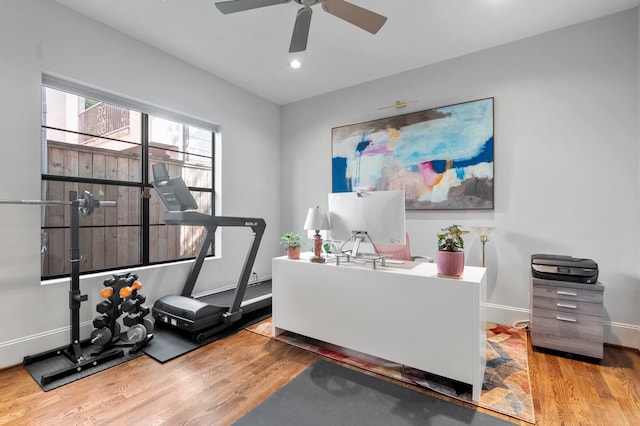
290, 59, 302, 69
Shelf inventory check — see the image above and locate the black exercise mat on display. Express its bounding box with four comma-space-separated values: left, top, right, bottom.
24, 341, 146, 392
234, 359, 515, 426
143, 306, 271, 363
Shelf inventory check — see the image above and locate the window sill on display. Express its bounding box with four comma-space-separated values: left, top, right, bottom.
40, 256, 220, 286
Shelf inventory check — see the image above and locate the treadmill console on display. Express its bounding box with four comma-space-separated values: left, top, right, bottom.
152, 163, 199, 211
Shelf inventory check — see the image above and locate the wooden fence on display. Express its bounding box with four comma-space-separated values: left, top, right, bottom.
42, 141, 211, 277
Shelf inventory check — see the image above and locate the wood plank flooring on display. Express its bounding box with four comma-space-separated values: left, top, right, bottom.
0, 329, 638, 425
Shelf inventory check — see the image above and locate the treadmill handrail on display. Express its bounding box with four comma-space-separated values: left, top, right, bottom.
164, 211, 266, 323
163, 211, 266, 234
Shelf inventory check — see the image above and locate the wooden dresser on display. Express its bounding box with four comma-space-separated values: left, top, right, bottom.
531, 277, 604, 359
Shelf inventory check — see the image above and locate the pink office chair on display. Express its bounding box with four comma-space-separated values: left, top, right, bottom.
374, 233, 433, 262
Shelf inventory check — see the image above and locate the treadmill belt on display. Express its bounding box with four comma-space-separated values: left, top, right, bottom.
198, 280, 272, 308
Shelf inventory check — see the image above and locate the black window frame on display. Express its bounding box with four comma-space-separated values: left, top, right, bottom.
40, 76, 217, 280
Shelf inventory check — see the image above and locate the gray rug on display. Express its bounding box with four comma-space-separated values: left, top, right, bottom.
234, 359, 515, 426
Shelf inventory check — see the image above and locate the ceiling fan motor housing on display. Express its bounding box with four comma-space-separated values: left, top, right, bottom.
294, 0, 320, 6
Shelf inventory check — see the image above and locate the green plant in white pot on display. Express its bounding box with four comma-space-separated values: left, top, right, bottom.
281, 232, 303, 259
436, 224, 469, 278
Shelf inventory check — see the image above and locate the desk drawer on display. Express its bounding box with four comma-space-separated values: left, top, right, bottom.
531, 308, 603, 359
532, 284, 603, 304
532, 295, 602, 317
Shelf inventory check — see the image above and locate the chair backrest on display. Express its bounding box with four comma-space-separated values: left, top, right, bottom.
374, 233, 413, 261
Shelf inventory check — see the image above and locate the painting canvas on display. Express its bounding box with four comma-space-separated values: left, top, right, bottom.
332, 98, 494, 210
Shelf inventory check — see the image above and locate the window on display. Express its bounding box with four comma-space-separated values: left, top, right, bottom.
41, 78, 215, 279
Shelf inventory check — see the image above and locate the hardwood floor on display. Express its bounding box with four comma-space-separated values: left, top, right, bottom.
0, 329, 638, 425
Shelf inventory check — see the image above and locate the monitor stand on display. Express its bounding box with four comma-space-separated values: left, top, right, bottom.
350, 230, 377, 258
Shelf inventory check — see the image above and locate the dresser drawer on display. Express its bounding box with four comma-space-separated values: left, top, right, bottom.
532, 284, 603, 304
532, 295, 603, 317
531, 308, 603, 359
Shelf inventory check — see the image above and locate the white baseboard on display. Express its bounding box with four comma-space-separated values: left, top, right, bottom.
603, 321, 640, 349
1, 277, 276, 370
193, 275, 273, 298
0, 321, 94, 370
486, 303, 640, 350
2, 300, 635, 370
485, 303, 531, 328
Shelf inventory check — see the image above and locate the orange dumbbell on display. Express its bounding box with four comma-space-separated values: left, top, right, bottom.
100, 287, 114, 298
119, 281, 143, 298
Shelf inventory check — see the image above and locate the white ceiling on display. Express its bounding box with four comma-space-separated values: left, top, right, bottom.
54, 0, 640, 105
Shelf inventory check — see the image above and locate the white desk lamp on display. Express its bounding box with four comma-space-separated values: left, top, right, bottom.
472, 226, 494, 267
304, 205, 330, 263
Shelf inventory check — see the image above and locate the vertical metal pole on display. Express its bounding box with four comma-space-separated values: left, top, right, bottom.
141, 113, 150, 265
68, 191, 83, 361
41, 87, 48, 276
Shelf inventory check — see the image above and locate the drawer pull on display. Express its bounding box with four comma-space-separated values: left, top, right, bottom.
556, 316, 577, 323
556, 303, 577, 309
557, 291, 577, 296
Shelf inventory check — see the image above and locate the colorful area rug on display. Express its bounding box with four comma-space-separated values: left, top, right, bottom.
246, 319, 535, 424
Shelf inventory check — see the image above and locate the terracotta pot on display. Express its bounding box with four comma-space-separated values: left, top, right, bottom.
287, 246, 301, 259
436, 250, 465, 278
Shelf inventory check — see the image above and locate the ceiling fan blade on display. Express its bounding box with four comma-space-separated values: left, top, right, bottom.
215, 0, 291, 15
289, 7, 312, 53
321, 0, 387, 34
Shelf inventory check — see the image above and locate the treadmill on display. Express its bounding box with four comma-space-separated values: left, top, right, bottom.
150, 163, 271, 342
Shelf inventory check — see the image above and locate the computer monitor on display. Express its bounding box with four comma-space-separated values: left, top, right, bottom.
152, 163, 199, 211
328, 190, 406, 256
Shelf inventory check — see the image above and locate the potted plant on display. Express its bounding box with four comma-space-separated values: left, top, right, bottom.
281, 232, 303, 259
436, 224, 469, 278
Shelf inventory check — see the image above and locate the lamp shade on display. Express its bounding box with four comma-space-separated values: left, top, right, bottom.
472, 226, 494, 237
303, 206, 330, 231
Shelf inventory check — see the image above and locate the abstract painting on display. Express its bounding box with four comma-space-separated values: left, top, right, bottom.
332, 98, 494, 210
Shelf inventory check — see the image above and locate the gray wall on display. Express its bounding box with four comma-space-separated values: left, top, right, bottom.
281, 9, 640, 348
0, 0, 281, 367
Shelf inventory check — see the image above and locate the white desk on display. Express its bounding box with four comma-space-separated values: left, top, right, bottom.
272, 254, 487, 401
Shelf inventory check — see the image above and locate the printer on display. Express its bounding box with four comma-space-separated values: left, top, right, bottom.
531, 254, 599, 284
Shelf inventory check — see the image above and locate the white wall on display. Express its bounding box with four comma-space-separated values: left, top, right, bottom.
0, 0, 281, 367
637, 6, 640, 352
281, 9, 640, 348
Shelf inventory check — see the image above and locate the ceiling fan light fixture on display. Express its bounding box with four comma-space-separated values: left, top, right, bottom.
290, 58, 302, 69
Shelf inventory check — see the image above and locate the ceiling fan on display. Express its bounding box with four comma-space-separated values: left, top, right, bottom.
214, 0, 387, 53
